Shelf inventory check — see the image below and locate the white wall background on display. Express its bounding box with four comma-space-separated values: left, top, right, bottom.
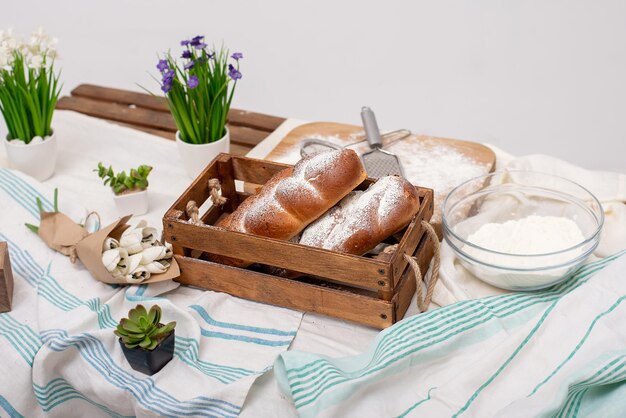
3, 0, 625, 171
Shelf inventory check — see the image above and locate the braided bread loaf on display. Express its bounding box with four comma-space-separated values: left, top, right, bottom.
298, 175, 420, 255
211, 149, 367, 266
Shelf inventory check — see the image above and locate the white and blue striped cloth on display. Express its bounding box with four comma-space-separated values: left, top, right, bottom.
275, 251, 626, 417
0, 167, 303, 417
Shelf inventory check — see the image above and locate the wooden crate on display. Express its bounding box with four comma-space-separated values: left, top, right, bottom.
0, 242, 14, 313
162, 153, 434, 329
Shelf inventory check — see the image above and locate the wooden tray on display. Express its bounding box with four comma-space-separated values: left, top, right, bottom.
163, 153, 435, 329
57, 84, 286, 156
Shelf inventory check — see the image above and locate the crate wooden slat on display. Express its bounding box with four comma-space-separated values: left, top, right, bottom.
163, 153, 434, 328
56, 84, 287, 156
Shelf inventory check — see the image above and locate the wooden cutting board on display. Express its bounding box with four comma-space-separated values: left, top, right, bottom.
263, 122, 496, 235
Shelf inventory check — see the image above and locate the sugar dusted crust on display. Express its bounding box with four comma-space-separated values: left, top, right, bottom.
299, 175, 420, 255
210, 149, 367, 266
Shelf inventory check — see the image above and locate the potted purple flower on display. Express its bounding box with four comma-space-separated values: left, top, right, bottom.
153, 36, 242, 178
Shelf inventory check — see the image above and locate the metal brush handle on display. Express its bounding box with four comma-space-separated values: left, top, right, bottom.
361, 106, 383, 149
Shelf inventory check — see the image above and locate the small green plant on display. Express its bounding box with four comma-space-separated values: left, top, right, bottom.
95, 162, 152, 195
114, 304, 176, 350
25, 188, 58, 233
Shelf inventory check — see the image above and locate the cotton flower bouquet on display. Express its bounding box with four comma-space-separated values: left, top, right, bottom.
26, 191, 179, 285
102, 221, 174, 283
152, 35, 243, 177
0, 28, 62, 180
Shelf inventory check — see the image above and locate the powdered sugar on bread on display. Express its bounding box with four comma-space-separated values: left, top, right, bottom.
216, 148, 367, 245
300, 176, 420, 255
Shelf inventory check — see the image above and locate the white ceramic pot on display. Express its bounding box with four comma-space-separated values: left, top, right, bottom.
113, 189, 149, 216
176, 128, 230, 179
4, 130, 57, 181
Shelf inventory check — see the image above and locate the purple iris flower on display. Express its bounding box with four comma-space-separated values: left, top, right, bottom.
156, 59, 169, 72
181, 50, 192, 59
187, 75, 199, 89
162, 69, 175, 82
180, 39, 190, 46
184, 60, 195, 70
228, 64, 242, 80
190, 35, 205, 46
195, 42, 207, 50
231, 52, 243, 60
207, 51, 215, 59
161, 82, 172, 93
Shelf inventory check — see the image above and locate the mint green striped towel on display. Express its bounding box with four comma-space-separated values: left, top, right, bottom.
0, 167, 303, 417
275, 251, 626, 417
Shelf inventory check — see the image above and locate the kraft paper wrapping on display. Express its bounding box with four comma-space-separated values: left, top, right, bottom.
37, 212, 179, 285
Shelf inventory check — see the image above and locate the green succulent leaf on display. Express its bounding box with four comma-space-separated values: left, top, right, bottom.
120, 318, 143, 333
148, 305, 161, 325
128, 305, 145, 324
138, 336, 153, 349
147, 340, 159, 351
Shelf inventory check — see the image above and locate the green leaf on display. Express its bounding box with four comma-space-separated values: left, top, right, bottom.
138, 316, 148, 329
139, 336, 153, 349
154, 321, 176, 336
135, 179, 148, 190
128, 306, 144, 324
25, 223, 39, 234
113, 183, 126, 195
147, 305, 160, 325
120, 318, 143, 333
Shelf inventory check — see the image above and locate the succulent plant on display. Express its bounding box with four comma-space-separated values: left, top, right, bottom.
114, 304, 176, 350
95, 162, 153, 195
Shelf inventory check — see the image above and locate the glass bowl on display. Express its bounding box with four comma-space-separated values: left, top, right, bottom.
442, 171, 604, 291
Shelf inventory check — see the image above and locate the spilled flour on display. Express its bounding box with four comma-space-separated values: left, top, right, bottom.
272, 133, 491, 223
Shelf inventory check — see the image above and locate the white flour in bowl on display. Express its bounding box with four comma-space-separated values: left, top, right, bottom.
461, 215, 586, 289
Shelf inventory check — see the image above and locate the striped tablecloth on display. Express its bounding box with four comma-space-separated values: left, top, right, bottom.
0, 159, 302, 416
275, 251, 626, 417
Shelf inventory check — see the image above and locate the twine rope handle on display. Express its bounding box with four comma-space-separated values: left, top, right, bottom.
208, 178, 228, 206
69, 246, 78, 264
403, 220, 441, 312
67, 211, 101, 264
186, 177, 227, 224
185, 200, 202, 224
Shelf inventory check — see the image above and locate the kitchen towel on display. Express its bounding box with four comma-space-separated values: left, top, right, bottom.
0, 118, 303, 416
275, 249, 626, 417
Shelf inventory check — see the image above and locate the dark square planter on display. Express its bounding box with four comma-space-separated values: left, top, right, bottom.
119, 328, 175, 375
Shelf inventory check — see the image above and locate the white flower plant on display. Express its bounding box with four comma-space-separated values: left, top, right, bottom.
0, 28, 61, 144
